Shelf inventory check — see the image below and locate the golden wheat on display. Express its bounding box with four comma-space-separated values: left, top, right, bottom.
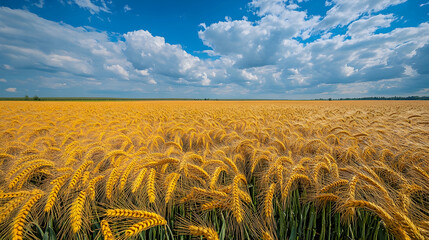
1, 101, 428, 240
70, 190, 86, 233
100, 220, 115, 240
125, 217, 167, 237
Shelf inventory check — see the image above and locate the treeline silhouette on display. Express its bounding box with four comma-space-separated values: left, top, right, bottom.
321, 96, 429, 101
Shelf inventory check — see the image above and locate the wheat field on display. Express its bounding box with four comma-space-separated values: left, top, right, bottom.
0, 101, 428, 240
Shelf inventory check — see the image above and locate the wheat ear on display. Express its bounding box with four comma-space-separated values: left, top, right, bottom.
12, 191, 43, 240
70, 190, 86, 233
132, 168, 147, 193
188, 225, 219, 240
125, 217, 167, 237
106, 209, 164, 219
264, 183, 276, 219
100, 220, 115, 240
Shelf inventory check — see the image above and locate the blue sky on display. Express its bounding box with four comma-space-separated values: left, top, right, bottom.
0, 0, 428, 99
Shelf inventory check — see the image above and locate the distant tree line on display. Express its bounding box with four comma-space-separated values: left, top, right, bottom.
24, 95, 41, 101
319, 96, 429, 101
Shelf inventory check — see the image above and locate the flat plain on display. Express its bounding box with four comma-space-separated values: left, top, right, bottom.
0, 101, 428, 240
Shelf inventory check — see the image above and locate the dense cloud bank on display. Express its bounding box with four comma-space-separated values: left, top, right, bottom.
0, 0, 428, 98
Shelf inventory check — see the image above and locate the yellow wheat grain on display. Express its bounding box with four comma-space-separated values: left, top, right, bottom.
83, 146, 105, 161
147, 168, 156, 203
106, 168, 121, 200
315, 193, 339, 202
6, 155, 40, 176
45, 175, 69, 212
209, 167, 227, 189
125, 217, 167, 237
106, 209, 164, 219
70, 190, 86, 233
264, 183, 276, 219
143, 157, 180, 168
342, 200, 408, 240
87, 175, 104, 201
188, 225, 219, 240
165, 141, 183, 152
313, 162, 330, 184
68, 161, 93, 190
9, 162, 54, 189
187, 164, 210, 179
119, 161, 136, 190
0, 191, 31, 199
100, 220, 115, 240
320, 179, 349, 193
165, 173, 180, 204
391, 211, 425, 240
223, 156, 239, 173
349, 175, 358, 200
357, 173, 389, 196
81, 170, 90, 187
6, 159, 48, 180
232, 175, 243, 223
414, 165, 429, 180
201, 200, 227, 211
282, 174, 310, 200
55, 167, 73, 173
373, 163, 407, 184
331, 163, 339, 178
0, 153, 14, 160
105, 149, 129, 161
12, 191, 43, 240
0, 196, 26, 223
132, 168, 147, 193
343, 200, 393, 222
239, 189, 252, 203
262, 231, 273, 240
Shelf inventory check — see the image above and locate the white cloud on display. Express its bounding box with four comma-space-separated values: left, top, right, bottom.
148, 78, 157, 85
317, 0, 406, 30
5, 88, 16, 92
347, 14, 395, 38
34, 0, 44, 8
403, 65, 417, 77
72, 0, 109, 14
343, 64, 357, 77
200, 72, 211, 86
124, 30, 200, 78
241, 69, 258, 81
0, 78, 6, 82
0, 4, 428, 99
124, 4, 131, 12
136, 69, 150, 76
105, 64, 129, 80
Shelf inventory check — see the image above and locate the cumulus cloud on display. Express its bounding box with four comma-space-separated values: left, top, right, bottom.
5, 88, 16, 92
0, 78, 6, 82
197, 0, 429, 97
105, 64, 129, 80
0, 1, 428, 99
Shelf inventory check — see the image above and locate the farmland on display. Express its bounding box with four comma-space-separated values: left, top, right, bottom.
0, 101, 428, 240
